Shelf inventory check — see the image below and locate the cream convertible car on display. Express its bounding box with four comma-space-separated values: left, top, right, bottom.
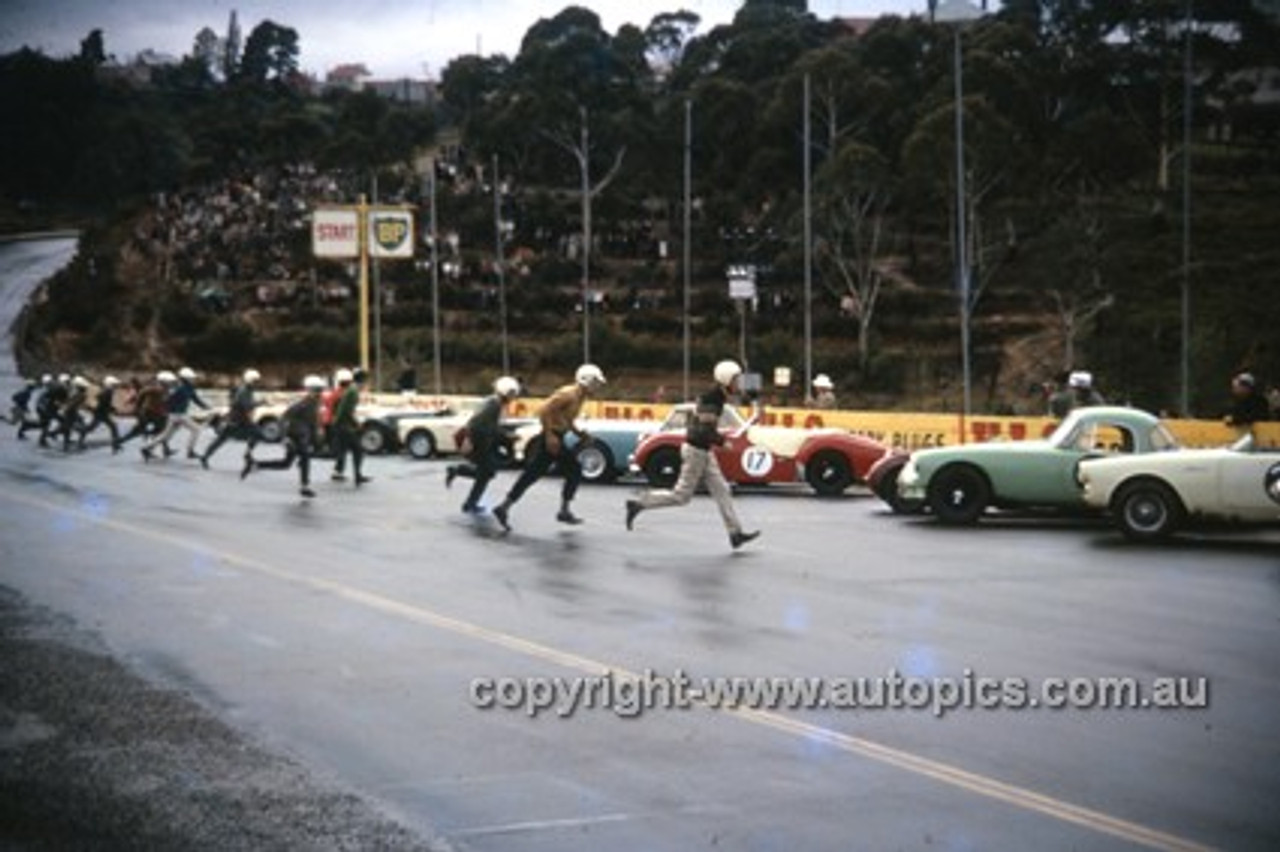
1077, 433, 1280, 541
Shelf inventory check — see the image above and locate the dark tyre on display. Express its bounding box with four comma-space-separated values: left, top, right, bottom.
875, 464, 926, 515
577, 442, 617, 483
642, 446, 682, 489
257, 416, 282, 443
927, 464, 990, 525
360, 423, 391, 455
806, 450, 853, 496
405, 428, 436, 460
1114, 479, 1184, 542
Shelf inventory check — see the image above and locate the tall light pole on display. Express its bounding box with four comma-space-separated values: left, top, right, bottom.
1180, 0, 1193, 416
580, 106, 592, 364
682, 99, 693, 401
803, 73, 814, 397
493, 154, 510, 374
427, 163, 441, 396
934, 0, 983, 426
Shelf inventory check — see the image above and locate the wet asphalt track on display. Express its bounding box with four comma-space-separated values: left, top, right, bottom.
2, 238, 1280, 851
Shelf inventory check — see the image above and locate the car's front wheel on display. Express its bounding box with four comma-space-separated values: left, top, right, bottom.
577, 442, 617, 483
642, 446, 682, 489
1113, 479, 1184, 542
405, 428, 436, 460
360, 423, 392, 455
927, 464, 990, 525
874, 462, 926, 515
257, 416, 282, 443
806, 450, 853, 496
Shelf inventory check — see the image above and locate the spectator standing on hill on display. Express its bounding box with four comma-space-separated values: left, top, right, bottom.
491, 364, 607, 531
445, 376, 521, 514
1224, 372, 1271, 427
625, 360, 761, 550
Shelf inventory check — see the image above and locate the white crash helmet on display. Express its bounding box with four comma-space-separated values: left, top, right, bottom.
575, 363, 606, 388
178, 366, 197, 381
72, 375, 90, 389
242, 368, 261, 384
57, 373, 71, 384
157, 370, 178, 383
812, 373, 834, 390
40, 373, 52, 385
493, 376, 521, 399
334, 367, 355, 385
303, 374, 327, 391
714, 359, 743, 387
1068, 370, 1093, 390
103, 376, 120, 388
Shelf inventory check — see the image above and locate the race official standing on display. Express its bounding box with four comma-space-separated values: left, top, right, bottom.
445, 375, 521, 514
330, 367, 370, 485
78, 375, 121, 451
491, 364, 606, 531
625, 360, 761, 549
199, 368, 264, 468
242, 375, 325, 498
141, 366, 209, 461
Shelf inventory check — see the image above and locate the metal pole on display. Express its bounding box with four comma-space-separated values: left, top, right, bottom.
803, 72, 813, 398
371, 174, 381, 391
1181, 0, 1193, 416
493, 154, 509, 375
581, 106, 591, 365
953, 25, 972, 423
357, 193, 370, 375
429, 163, 441, 396
683, 99, 692, 400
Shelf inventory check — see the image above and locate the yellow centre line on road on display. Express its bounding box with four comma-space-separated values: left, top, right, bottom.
2, 489, 1215, 852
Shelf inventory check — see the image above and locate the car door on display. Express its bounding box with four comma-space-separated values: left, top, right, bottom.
1219, 448, 1280, 520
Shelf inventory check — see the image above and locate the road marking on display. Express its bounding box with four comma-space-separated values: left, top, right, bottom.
0, 489, 1216, 852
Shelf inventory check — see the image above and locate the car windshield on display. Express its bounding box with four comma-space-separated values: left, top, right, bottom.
1050, 413, 1153, 454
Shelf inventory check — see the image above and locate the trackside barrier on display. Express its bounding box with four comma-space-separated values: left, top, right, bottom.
253, 391, 1278, 452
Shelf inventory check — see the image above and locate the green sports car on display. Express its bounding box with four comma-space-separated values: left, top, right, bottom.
896, 406, 1180, 525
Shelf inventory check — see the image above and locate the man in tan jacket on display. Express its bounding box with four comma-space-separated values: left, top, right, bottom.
492, 364, 606, 531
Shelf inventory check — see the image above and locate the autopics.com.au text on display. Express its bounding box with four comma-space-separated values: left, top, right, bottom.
469, 668, 1210, 719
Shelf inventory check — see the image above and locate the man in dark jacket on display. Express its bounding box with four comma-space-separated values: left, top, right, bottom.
242, 375, 325, 498
446, 376, 521, 514
53, 376, 91, 451
1225, 372, 1271, 427
78, 376, 121, 451
625, 360, 761, 550
115, 374, 171, 451
200, 368, 264, 468
142, 366, 209, 461
330, 367, 370, 485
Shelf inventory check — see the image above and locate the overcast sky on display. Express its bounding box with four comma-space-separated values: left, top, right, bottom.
0, 1, 925, 80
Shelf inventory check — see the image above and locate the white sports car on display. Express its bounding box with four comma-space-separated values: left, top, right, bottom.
1077, 434, 1280, 541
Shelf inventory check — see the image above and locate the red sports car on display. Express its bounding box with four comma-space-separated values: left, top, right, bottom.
629, 403, 896, 496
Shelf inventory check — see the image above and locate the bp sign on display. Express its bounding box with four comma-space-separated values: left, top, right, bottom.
369, 211, 414, 258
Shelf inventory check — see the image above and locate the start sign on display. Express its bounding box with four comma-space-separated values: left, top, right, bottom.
312, 209, 359, 258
